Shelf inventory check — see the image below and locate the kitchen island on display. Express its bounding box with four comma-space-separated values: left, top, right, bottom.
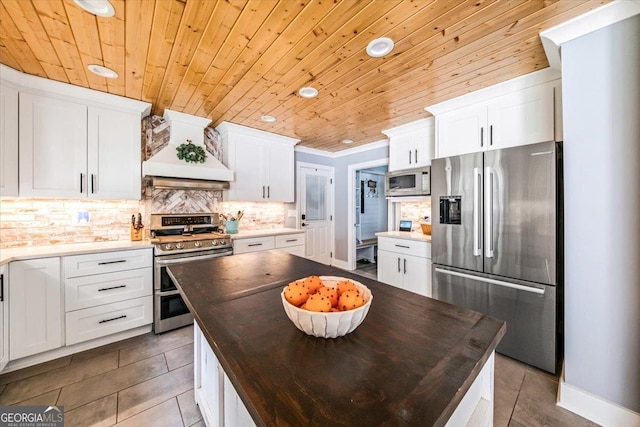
168, 251, 505, 427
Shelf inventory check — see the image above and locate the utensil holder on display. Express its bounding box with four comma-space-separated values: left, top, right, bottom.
226, 220, 239, 234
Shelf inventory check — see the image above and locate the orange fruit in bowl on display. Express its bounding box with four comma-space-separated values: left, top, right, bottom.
305, 293, 332, 312
303, 275, 324, 294
316, 286, 338, 307
284, 281, 310, 306
338, 290, 364, 311
336, 280, 358, 297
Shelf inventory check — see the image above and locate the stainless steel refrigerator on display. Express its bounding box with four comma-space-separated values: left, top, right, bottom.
431, 141, 562, 373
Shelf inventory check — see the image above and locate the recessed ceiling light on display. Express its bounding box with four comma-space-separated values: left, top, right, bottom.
261, 115, 276, 123
87, 64, 119, 79
73, 0, 115, 17
298, 87, 319, 98
342, 139, 354, 144
366, 37, 395, 58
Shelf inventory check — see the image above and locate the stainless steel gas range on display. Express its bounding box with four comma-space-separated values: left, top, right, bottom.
150, 213, 232, 333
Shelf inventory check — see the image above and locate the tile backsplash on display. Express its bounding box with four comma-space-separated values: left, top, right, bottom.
399, 199, 432, 231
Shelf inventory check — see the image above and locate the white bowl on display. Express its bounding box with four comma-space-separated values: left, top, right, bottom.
281, 276, 373, 338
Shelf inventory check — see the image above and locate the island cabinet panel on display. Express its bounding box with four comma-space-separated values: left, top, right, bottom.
169, 251, 505, 427
194, 323, 256, 427
9, 257, 62, 360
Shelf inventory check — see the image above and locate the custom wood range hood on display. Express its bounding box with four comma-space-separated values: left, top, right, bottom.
142, 109, 233, 190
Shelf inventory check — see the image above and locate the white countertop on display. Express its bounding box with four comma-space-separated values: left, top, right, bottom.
229, 228, 303, 240
375, 231, 432, 243
0, 240, 154, 265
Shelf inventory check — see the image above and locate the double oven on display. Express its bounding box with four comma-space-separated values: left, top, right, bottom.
151, 213, 232, 333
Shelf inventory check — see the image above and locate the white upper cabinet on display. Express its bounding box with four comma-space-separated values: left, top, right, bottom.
428, 69, 561, 159
2, 65, 150, 199
436, 83, 555, 158
383, 118, 434, 172
218, 122, 299, 203
87, 106, 142, 199
0, 83, 19, 197
19, 95, 143, 199
19, 93, 88, 198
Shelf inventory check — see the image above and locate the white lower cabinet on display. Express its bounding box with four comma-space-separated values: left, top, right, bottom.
9, 258, 63, 360
65, 296, 152, 346
63, 248, 153, 345
0, 264, 9, 371
377, 237, 432, 297
195, 322, 256, 427
233, 232, 305, 257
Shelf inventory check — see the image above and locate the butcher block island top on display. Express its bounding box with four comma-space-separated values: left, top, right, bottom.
167, 251, 505, 427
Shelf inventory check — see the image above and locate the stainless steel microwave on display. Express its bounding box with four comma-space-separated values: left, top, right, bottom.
384, 166, 431, 197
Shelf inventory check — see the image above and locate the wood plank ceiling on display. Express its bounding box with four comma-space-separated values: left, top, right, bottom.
0, 0, 609, 152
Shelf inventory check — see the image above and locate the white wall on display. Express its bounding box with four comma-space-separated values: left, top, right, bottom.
562, 14, 640, 413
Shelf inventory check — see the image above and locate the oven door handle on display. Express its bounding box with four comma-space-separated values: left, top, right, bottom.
156, 289, 182, 297
155, 251, 233, 266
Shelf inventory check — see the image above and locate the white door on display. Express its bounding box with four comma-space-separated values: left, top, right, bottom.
299, 165, 333, 265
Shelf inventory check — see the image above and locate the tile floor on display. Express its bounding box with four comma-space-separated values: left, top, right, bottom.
0, 324, 599, 427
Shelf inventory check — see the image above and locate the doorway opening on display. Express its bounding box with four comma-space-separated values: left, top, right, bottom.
347, 159, 389, 277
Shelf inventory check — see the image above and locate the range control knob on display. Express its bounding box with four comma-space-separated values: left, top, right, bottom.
176, 242, 184, 250
194, 241, 202, 248
212, 240, 219, 246
164, 243, 174, 251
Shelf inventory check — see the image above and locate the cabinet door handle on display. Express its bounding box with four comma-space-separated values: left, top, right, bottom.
99, 314, 127, 324
408, 150, 412, 165
248, 243, 263, 247
395, 244, 410, 249
480, 127, 484, 147
285, 239, 298, 243
404, 258, 407, 274
80, 173, 84, 193
262, 186, 265, 198
98, 284, 126, 292
91, 174, 96, 193
415, 149, 418, 163
397, 257, 401, 273
0, 274, 4, 302
489, 125, 493, 146
267, 186, 270, 198
98, 260, 127, 265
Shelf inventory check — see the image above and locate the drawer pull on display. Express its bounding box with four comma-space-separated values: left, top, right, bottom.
99, 314, 127, 324
395, 244, 410, 249
285, 239, 298, 242
98, 284, 127, 292
98, 260, 127, 265
248, 243, 263, 247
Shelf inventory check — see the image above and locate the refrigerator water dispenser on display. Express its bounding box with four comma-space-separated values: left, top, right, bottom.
439, 196, 462, 225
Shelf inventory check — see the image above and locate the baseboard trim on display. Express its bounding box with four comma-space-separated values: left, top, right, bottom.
331, 259, 351, 271
2, 325, 152, 373
558, 378, 640, 426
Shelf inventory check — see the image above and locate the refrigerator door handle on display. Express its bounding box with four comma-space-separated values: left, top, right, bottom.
434, 268, 545, 295
473, 167, 482, 257
485, 167, 494, 258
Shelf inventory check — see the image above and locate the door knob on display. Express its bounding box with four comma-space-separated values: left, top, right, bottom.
301, 222, 307, 227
